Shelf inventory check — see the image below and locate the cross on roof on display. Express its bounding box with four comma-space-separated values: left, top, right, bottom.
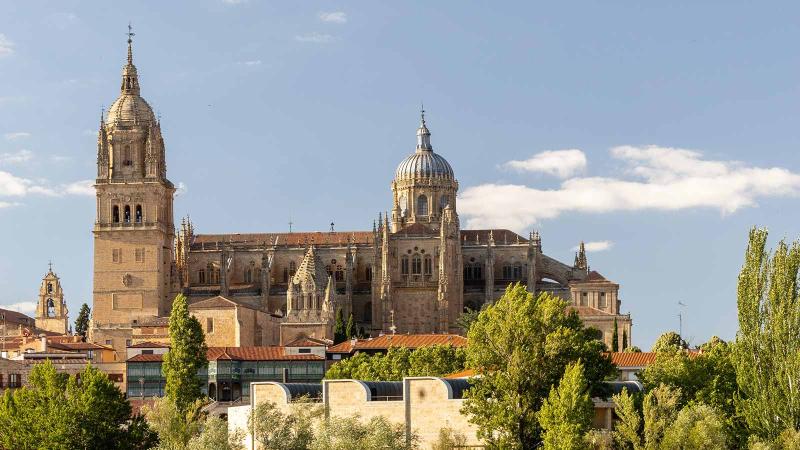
127, 22, 135, 43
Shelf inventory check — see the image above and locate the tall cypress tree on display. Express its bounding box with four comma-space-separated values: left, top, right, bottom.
162, 294, 208, 413
345, 313, 356, 340
333, 308, 346, 344
621, 328, 628, 351
74, 303, 91, 342
611, 317, 619, 352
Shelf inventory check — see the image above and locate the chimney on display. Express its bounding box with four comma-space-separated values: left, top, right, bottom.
40, 334, 47, 352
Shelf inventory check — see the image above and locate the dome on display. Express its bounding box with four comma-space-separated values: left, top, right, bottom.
106, 94, 155, 125
395, 150, 455, 180
394, 111, 455, 180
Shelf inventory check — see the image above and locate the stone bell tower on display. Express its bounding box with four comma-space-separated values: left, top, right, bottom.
36, 263, 69, 335
91, 27, 175, 352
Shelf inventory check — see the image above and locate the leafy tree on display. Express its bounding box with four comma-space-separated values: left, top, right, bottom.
612, 318, 619, 352
638, 338, 743, 445
461, 283, 616, 449
325, 345, 466, 381
431, 427, 467, 450
249, 399, 320, 450
651, 331, 688, 353
733, 228, 800, 441
624, 346, 642, 353
456, 307, 480, 333
187, 416, 245, 450
311, 415, 417, 450
660, 403, 728, 450
537, 361, 594, 450
613, 384, 681, 449
163, 294, 208, 413
345, 313, 356, 340
622, 328, 628, 351
0, 361, 154, 450
333, 308, 346, 344
74, 303, 91, 341
143, 397, 205, 450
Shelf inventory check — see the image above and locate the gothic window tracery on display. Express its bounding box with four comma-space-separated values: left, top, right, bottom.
412, 254, 422, 275
401, 256, 409, 275
423, 255, 433, 275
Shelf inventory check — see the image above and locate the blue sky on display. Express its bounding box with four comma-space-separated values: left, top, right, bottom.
1, 1, 799, 349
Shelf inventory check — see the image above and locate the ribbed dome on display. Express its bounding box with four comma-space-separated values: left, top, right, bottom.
394, 111, 455, 180
106, 94, 155, 125
395, 150, 455, 180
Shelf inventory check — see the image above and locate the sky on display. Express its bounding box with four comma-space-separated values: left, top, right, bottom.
1, 1, 799, 349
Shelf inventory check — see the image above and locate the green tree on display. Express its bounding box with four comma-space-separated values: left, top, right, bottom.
249, 399, 319, 450
456, 307, 480, 333
461, 283, 616, 449
622, 329, 628, 351
333, 308, 346, 344
624, 346, 642, 353
74, 303, 91, 341
143, 397, 205, 450
325, 345, 466, 381
431, 427, 467, 450
611, 318, 619, 352
345, 313, 356, 341
311, 415, 418, 450
660, 403, 728, 450
734, 227, 800, 441
0, 361, 154, 450
613, 384, 681, 450
651, 331, 688, 353
163, 294, 208, 413
537, 361, 594, 450
187, 416, 245, 450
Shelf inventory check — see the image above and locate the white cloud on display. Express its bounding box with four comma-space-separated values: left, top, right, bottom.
0, 34, 13, 57
0, 149, 33, 164
573, 241, 613, 252
319, 11, 347, 24
239, 60, 262, 66
222, 0, 247, 4
295, 33, 334, 44
175, 181, 187, 197
505, 149, 587, 178
50, 155, 72, 163
61, 179, 94, 196
0, 170, 30, 196
0, 301, 36, 314
459, 145, 800, 231
0, 201, 20, 208
4, 132, 31, 140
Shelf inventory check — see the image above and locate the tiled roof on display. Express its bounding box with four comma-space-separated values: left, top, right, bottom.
586, 271, 608, 281
126, 346, 324, 362
327, 334, 468, 353
0, 307, 35, 326
128, 341, 170, 349
397, 222, 434, 236
445, 368, 475, 379
49, 342, 113, 351
285, 337, 330, 347
568, 306, 615, 317
460, 229, 527, 245
607, 352, 658, 368
188, 296, 238, 309
192, 231, 374, 248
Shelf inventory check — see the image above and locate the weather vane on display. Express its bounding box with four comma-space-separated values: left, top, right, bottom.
127, 22, 135, 43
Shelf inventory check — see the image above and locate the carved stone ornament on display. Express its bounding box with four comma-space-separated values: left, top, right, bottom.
122, 273, 133, 287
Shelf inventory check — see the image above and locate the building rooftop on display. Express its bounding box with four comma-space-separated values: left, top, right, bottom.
126, 346, 325, 363
327, 334, 467, 354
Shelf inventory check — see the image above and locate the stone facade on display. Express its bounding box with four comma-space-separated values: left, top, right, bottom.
90, 36, 632, 356
35, 264, 69, 335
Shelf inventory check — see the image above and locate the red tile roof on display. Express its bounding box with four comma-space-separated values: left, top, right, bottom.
327, 334, 468, 353
192, 231, 375, 248
128, 341, 170, 349
126, 346, 324, 362
49, 342, 113, 351
607, 352, 657, 368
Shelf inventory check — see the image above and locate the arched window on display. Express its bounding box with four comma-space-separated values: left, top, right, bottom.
401, 256, 409, 275
289, 261, 296, 277
123, 145, 132, 166
412, 254, 422, 275
464, 263, 482, 280
46, 298, 55, 317
365, 265, 372, 282
423, 255, 433, 275
363, 302, 372, 322
439, 195, 449, 213
417, 195, 428, 216
47, 283, 53, 294
135, 205, 142, 223
502, 264, 513, 280
112, 205, 120, 223
123, 205, 131, 223
283, 268, 289, 283
512, 263, 523, 280
198, 269, 206, 284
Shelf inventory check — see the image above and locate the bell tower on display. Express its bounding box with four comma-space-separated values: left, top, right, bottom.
36, 263, 69, 335
91, 27, 175, 353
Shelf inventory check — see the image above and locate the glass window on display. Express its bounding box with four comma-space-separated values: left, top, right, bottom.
112, 205, 120, 223
401, 256, 409, 275
417, 195, 428, 216
123, 205, 131, 223
412, 255, 422, 275
135, 205, 142, 223
423, 255, 433, 275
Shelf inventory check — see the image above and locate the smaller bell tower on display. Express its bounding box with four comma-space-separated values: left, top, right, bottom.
36, 262, 69, 335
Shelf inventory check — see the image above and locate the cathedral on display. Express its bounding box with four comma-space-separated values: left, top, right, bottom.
89, 35, 632, 358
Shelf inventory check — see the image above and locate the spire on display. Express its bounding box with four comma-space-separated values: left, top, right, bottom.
120, 23, 140, 95
416, 105, 432, 151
